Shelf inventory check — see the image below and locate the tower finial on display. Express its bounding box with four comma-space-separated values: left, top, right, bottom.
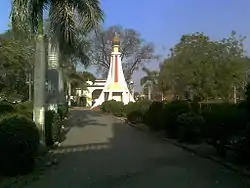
113, 32, 120, 45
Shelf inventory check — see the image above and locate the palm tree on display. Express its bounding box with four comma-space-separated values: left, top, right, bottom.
140, 67, 159, 100
11, 0, 103, 146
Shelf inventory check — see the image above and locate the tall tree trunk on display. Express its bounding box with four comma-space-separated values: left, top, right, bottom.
58, 66, 65, 104
28, 72, 32, 101
33, 14, 46, 146
148, 84, 151, 100
47, 41, 59, 112
67, 81, 72, 106
233, 84, 237, 104
131, 84, 135, 99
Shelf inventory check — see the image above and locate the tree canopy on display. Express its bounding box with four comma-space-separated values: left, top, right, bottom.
0, 30, 35, 100
158, 31, 249, 101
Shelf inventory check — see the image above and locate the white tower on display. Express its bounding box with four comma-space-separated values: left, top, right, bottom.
91, 34, 135, 109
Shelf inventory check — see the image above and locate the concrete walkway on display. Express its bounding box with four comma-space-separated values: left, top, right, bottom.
28, 109, 250, 188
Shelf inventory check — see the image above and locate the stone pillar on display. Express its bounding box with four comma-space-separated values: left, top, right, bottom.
108, 91, 112, 100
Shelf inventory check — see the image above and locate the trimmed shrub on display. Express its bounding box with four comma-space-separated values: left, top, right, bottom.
0, 115, 40, 176
144, 101, 163, 130
124, 102, 140, 123
200, 102, 248, 141
161, 100, 191, 138
58, 103, 69, 120
100, 100, 111, 113
100, 100, 124, 117
45, 110, 62, 146
0, 101, 15, 118
124, 100, 151, 123
177, 112, 205, 143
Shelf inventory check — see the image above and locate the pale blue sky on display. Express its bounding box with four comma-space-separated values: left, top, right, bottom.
1, 0, 250, 91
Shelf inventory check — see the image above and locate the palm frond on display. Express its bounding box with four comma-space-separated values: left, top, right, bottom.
73, 0, 104, 33
48, 0, 103, 50
140, 76, 149, 86
11, 0, 31, 36
142, 66, 151, 75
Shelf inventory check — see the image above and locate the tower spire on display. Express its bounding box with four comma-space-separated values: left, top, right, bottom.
90, 32, 135, 109
112, 32, 120, 52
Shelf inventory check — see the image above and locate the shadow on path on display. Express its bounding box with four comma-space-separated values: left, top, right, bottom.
27, 109, 250, 188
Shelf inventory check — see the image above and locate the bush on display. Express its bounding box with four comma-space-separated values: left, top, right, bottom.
144, 101, 163, 130
45, 110, 62, 146
100, 100, 124, 117
58, 103, 69, 120
124, 102, 140, 123
177, 112, 205, 143
0, 101, 15, 118
161, 100, 191, 138
200, 102, 248, 141
124, 100, 151, 123
0, 115, 40, 176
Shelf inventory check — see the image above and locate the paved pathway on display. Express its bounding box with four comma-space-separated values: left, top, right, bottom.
28, 109, 250, 188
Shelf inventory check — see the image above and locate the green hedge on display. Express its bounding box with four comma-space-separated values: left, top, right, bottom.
200, 102, 248, 142
119, 99, 250, 145
0, 115, 40, 176
161, 100, 192, 138
97, 98, 250, 148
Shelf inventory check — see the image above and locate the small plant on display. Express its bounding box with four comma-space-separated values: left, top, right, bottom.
45, 110, 62, 146
58, 103, 69, 120
0, 115, 40, 176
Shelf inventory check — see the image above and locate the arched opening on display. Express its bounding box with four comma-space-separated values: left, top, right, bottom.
78, 96, 87, 107
92, 89, 102, 105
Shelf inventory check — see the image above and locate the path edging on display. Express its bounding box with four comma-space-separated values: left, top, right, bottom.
118, 117, 250, 178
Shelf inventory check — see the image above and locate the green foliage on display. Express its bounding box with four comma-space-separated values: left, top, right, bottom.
58, 103, 69, 120
0, 30, 33, 101
144, 101, 163, 130
158, 32, 248, 101
45, 110, 62, 146
200, 102, 248, 140
161, 100, 192, 138
100, 100, 124, 117
140, 67, 159, 99
0, 101, 15, 118
124, 100, 152, 123
243, 83, 250, 113
177, 112, 205, 143
123, 102, 140, 123
15, 101, 33, 119
0, 115, 39, 176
